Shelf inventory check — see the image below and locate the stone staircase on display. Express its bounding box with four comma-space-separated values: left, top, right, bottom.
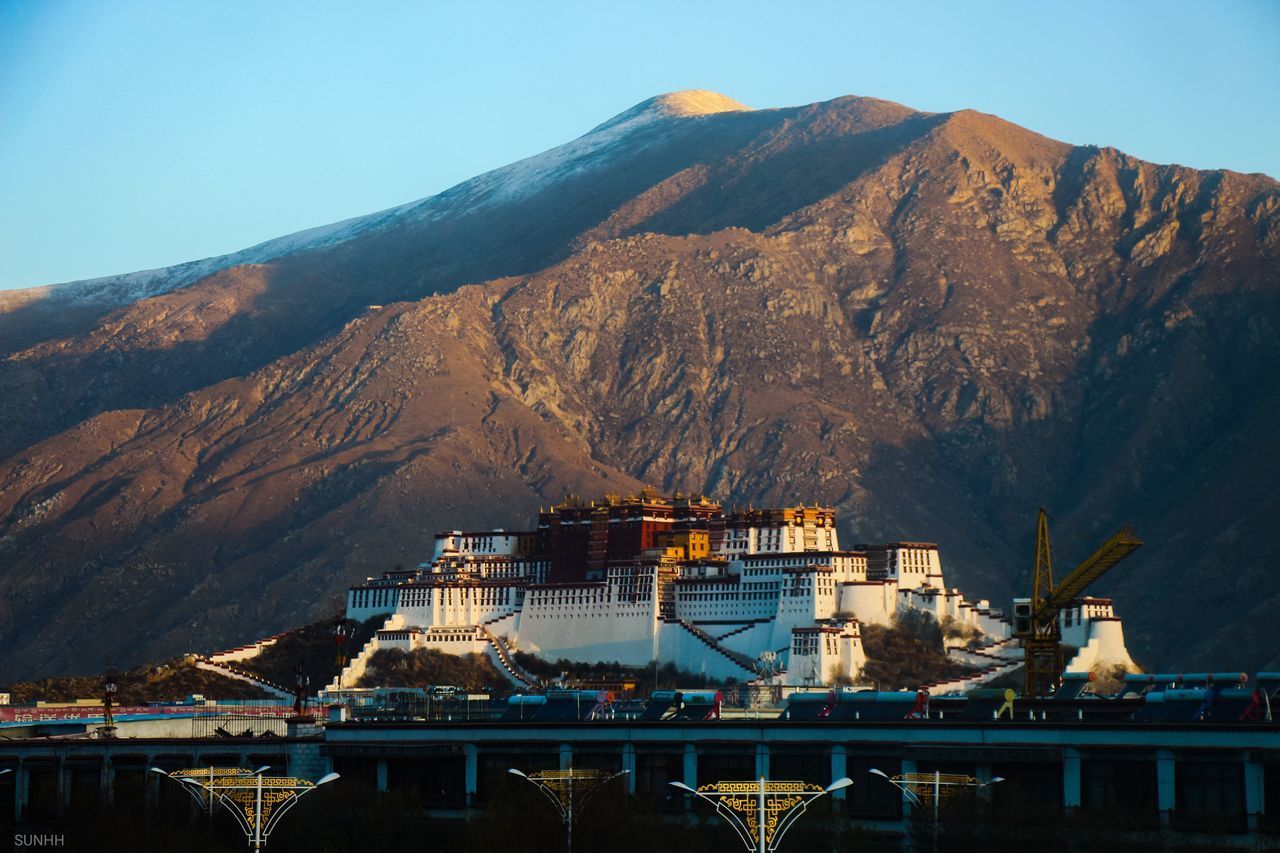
195, 659, 293, 701
924, 656, 1022, 695
947, 637, 1019, 668
668, 618, 757, 677
479, 627, 539, 689
206, 628, 298, 665
710, 620, 767, 643
925, 638, 1022, 695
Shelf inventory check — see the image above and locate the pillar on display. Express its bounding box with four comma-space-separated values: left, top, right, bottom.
1244, 755, 1263, 832
464, 743, 478, 808
754, 744, 769, 780
375, 759, 389, 793
683, 743, 698, 791
1062, 748, 1081, 810
622, 743, 636, 795
14, 759, 27, 822
55, 757, 68, 818
144, 756, 159, 819
559, 743, 572, 771
1156, 750, 1175, 828
100, 756, 115, 808
830, 745, 848, 803
899, 758, 917, 823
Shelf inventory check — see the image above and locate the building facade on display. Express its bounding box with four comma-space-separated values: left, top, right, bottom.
335, 493, 1133, 691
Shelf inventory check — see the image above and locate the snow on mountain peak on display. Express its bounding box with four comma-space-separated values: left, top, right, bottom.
23, 91, 752, 310
652, 90, 750, 116
589, 90, 749, 135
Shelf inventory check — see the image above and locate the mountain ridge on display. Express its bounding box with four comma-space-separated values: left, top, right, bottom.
1, 91, 1277, 682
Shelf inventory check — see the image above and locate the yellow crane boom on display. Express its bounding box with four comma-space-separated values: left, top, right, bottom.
1013, 509, 1143, 697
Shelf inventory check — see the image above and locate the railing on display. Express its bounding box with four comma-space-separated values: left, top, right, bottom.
191, 712, 289, 738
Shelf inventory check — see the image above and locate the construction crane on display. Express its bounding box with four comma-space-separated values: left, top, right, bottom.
1011, 508, 1143, 697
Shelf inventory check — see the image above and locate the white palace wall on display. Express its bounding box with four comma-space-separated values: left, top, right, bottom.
837, 581, 896, 626
339, 509, 1138, 689
656, 621, 757, 680
514, 585, 659, 666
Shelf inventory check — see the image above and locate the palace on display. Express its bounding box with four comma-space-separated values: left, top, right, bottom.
332, 493, 1136, 690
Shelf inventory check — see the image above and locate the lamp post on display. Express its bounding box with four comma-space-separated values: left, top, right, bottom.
151, 765, 265, 818
508, 767, 628, 853
868, 768, 1003, 824
670, 777, 852, 853
869, 766, 1002, 848
152, 765, 338, 850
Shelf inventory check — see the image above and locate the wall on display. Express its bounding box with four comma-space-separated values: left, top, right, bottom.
837, 582, 895, 626
515, 588, 659, 666
656, 621, 756, 680
1064, 619, 1136, 673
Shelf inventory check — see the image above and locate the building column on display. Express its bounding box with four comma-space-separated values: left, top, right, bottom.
559, 743, 572, 771
14, 759, 27, 823
622, 743, 636, 795
464, 743, 478, 809
683, 743, 698, 794
1244, 755, 1263, 832
899, 758, 917, 824
754, 744, 769, 780
1062, 748, 1081, 810
974, 761, 995, 803
830, 745, 848, 804
144, 756, 159, 819
54, 757, 68, 818
375, 759, 389, 793
1156, 750, 1175, 828
100, 756, 115, 808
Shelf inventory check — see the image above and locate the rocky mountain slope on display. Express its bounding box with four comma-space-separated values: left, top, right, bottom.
1, 91, 1277, 681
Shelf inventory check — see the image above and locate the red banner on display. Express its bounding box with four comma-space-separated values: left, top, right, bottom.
0, 705, 294, 724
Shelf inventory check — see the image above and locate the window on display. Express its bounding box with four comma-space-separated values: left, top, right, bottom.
1175, 760, 1245, 831
1082, 759, 1157, 826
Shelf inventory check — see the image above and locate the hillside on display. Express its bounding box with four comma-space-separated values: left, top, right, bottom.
0, 92, 1277, 681
3, 657, 269, 705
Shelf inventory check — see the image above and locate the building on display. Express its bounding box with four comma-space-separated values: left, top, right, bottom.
336, 493, 1132, 691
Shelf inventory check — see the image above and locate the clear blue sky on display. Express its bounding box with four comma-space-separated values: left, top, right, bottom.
1, 0, 1277, 290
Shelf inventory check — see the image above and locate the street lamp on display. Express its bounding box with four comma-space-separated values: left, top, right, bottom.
152, 765, 338, 850
508, 767, 629, 853
868, 768, 1003, 824
670, 777, 852, 853
151, 766, 262, 817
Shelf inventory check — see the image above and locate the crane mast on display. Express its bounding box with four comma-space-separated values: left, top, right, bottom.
1012, 508, 1142, 697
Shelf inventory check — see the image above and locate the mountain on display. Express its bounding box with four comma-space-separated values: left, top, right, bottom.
1, 91, 1277, 683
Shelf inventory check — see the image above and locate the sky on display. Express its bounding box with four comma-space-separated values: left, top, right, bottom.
1, 0, 1277, 291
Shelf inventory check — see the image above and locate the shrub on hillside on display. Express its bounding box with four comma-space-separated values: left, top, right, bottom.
357, 648, 504, 691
